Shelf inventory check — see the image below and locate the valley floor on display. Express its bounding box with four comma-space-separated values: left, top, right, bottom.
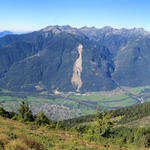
1, 85, 150, 120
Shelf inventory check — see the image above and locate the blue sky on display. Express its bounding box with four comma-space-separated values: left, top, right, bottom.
0, 0, 150, 32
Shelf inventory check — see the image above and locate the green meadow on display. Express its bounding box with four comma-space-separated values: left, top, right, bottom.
1, 85, 150, 119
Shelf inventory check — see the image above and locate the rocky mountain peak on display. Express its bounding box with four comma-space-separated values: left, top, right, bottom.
41, 25, 78, 34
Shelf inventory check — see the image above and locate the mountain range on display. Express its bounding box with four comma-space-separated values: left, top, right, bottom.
0, 31, 13, 37
0, 25, 150, 93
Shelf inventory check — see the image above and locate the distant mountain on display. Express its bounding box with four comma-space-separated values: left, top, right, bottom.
0, 31, 13, 37
0, 25, 150, 93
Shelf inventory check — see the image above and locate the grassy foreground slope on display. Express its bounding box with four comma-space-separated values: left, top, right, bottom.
0, 116, 129, 150
1, 100, 150, 150
1, 98, 150, 150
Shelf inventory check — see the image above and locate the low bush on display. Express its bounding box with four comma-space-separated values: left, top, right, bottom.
5, 139, 29, 150
21, 136, 44, 150
35, 111, 49, 126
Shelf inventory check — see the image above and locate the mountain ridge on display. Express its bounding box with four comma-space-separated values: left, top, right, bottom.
0, 31, 13, 38
0, 25, 150, 93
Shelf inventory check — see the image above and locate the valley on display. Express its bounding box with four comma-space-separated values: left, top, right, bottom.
1, 85, 150, 120
1, 0, 150, 149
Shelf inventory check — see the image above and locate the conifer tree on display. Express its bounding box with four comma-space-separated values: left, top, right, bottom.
35, 111, 49, 125
95, 105, 113, 137
18, 101, 34, 122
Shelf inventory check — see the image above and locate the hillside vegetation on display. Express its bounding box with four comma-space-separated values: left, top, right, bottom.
1, 116, 121, 150
63, 100, 150, 128
0, 101, 150, 150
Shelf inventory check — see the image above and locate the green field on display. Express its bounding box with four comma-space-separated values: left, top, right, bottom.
1, 85, 150, 120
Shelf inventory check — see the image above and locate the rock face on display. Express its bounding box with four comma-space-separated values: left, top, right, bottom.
0, 25, 150, 93
71, 44, 83, 92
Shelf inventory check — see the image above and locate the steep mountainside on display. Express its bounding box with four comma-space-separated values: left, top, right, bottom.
80, 26, 150, 87
0, 25, 150, 93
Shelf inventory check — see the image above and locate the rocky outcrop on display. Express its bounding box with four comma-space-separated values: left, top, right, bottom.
71, 44, 83, 92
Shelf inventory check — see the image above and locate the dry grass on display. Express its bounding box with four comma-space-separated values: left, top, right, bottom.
125, 115, 150, 128
0, 116, 147, 150
5, 139, 30, 150
0, 133, 10, 149
20, 136, 43, 150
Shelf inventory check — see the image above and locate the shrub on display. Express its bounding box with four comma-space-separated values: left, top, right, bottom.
11, 114, 19, 120
21, 136, 43, 150
8, 132, 17, 140
5, 139, 29, 150
0, 106, 16, 119
35, 111, 49, 126
74, 124, 89, 134
0, 107, 10, 118
46, 120, 57, 129
138, 134, 150, 147
56, 121, 66, 130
